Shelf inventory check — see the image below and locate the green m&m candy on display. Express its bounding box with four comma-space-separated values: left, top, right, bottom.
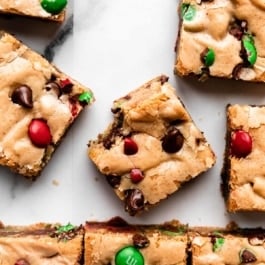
115, 246, 144, 265
242, 34, 257, 66
78, 91, 93, 104
201, 48, 215, 67
41, 0, 68, 15
181, 3, 196, 21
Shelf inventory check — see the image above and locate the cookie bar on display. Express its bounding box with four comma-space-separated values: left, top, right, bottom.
0, 222, 84, 264
175, 0, 265, 82
190, 226, 265, 265
84, 217, 188, 265
0, 0, 67, 22
0, 31, 94, 179
88, 75, 215, 215
222, 104, 265, 212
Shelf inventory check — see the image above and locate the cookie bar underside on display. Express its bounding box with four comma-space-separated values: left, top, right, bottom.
0, 31, 94, 179
88, 75, 215, 215
222, 104, 265, 211
175, 0, 265, 82
0, 0, 66, 21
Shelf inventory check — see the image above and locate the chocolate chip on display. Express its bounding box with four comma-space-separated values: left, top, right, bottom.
199, 67, 210, 81
170, 119, 184, 126
45, 81, 62, 97
232, 63, 245, 79
162, 126, 184, 153
60, 79, 73, 94
106, 175, 121, 188
14, 259, 30, 265
106, 216, 129, 227
159, 75, 169, 85
124, 189, 145, 216
229, 19, 248, 40
248, 236, 265, 246
240, 248, 257, 263
11, 85, 33, 108
133, 233, 150, 248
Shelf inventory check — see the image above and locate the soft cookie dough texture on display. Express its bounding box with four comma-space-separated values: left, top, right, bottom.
88, 75, 215, 215
222, 104, 265, 211
190, 227, 265, 265
0, 31, 94, 179
175, 0, 265, 81
0, 0, 67, 21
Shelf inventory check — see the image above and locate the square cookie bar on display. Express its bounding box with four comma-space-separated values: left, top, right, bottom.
190, 226, 265, 265
84, 217, 188, 265
0, 0, 67, 22
222, 104, 265, 212
175, 0, 265, 81
0, 222, 84, 264
0, 31, 94, 179
88, 75, 215, 215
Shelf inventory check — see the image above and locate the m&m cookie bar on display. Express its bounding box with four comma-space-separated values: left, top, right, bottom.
0, 0, 67, 22
222, 104, 265, 212
175, 0, 265, 82
190, 226, 265, 265
0, 31, 94, 179
88, 75, 215, 215
0, 222, 84, 264
84, 217, 188, 265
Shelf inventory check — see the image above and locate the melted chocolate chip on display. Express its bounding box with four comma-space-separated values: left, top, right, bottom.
199, 67, 210, 81
200, 48, 209, 64
232, 63, 245, 79
103, 113, 124, 149
11, 85, 33, 108
124, 189, 145, 216
14, 259, 30, 265
45, 81, 62, 97
106, 175, 121, 188
229, 19, 248, 40
106, 216, 129, 227
60, 79, 73, 94
248, 236, 265, 246
240, 249, 257, 263
159, 75, 169, 85
133, 233, 150, 248
162, 126, 184, 153
170, 119, 184, 126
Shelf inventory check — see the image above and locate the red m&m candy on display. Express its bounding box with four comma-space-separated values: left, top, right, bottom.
28, 119, 52, 148
230, 130, 252, 158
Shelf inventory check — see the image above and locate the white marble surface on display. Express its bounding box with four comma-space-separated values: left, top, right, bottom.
0, 0, 264, 228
